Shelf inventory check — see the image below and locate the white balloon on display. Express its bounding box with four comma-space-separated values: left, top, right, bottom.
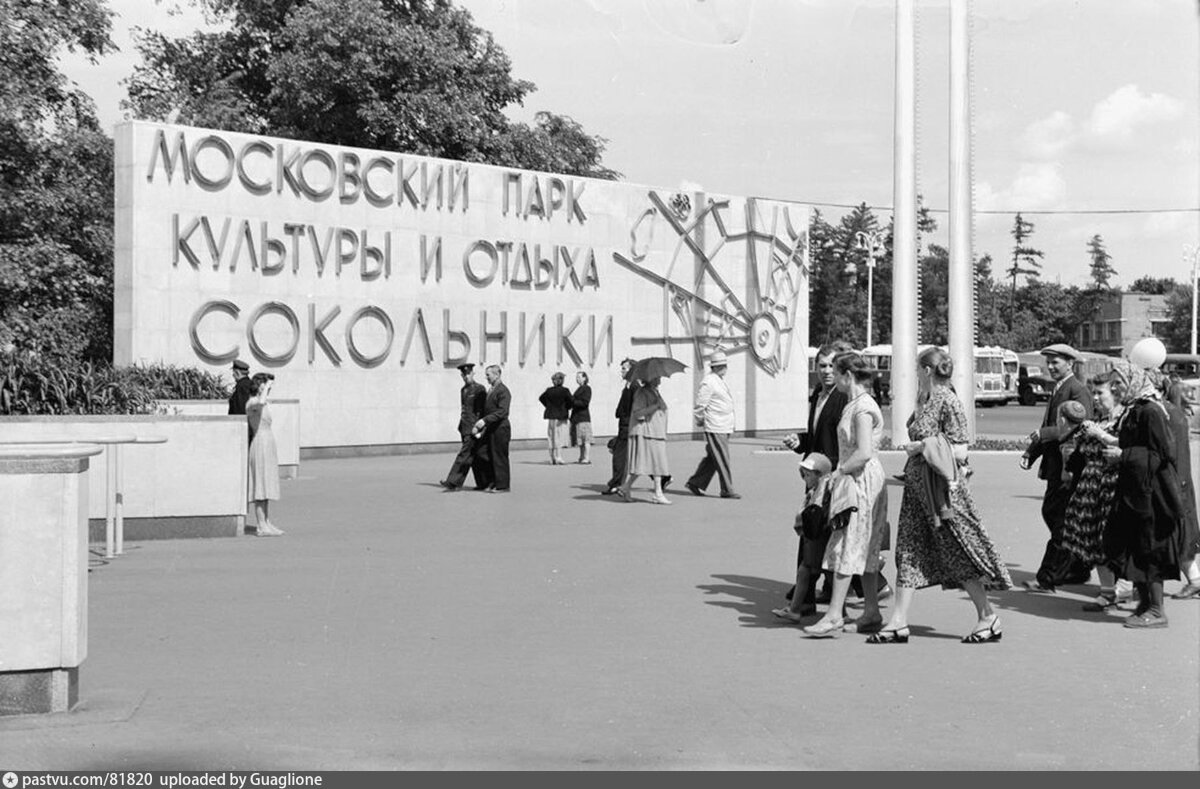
1129, 337, 1167, 369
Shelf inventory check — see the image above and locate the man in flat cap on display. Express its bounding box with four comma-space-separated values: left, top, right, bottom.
685, 349, 741, 499
440, 363, 488, 491
227, 359, 253, 416
1021, 343, 1094, 592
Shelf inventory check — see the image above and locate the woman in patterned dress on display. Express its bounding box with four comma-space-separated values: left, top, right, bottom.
802, 351, 888, 638
869, 348, 1012, 644
1061, 372, 1130, 611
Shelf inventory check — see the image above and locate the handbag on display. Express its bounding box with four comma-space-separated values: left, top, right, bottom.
797, 502, 831, 541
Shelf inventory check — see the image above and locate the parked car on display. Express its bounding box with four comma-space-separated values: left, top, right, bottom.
1016, 353, 1055, 405
1163, 353, 1200, 411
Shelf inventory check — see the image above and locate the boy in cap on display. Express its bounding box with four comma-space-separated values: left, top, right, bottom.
772, 452, 833, 623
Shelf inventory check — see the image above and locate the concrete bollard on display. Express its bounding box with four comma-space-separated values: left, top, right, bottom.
0, 443, 102, 715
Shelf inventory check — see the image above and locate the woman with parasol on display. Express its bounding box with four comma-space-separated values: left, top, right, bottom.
619, 357, 686, 505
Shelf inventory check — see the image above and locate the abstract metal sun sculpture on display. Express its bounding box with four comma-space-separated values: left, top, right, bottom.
614, 191, 808, 377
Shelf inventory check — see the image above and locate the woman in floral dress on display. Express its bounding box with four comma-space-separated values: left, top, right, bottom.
1061, 372, 1129, 611
869, 348, 1012, 644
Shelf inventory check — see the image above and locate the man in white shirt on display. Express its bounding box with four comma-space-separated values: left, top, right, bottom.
685, 350, 741, 499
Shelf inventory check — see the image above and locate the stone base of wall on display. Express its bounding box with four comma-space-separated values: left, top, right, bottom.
88, 515, 244, 541
0, 668, 78, 716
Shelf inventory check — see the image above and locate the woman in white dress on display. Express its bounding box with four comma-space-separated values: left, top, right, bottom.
246, 373, 283, 536
802, 352, 888, 637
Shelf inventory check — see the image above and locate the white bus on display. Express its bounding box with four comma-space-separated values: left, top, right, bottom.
861, 344, 1018, 406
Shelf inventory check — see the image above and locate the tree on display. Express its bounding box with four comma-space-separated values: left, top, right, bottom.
1161, 283, 1194, 353
125, 0, 619, 178
1127, 276, 1177, 295
1086, 234, 1117, 290
917, 244, 950, 345
0, 0, 116, 362
1007, 213, 1044, 328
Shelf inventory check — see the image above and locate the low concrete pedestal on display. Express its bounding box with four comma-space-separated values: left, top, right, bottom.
0, 444, 100, 715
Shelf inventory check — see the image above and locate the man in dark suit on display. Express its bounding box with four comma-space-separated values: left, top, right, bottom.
227, 359, 253, 416
1021, 343, 1095, 592
474, 364, 512, 493
440, 363, 488, 490
602, 358, 636, 495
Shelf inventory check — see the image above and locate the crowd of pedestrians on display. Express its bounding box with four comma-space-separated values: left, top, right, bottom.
418, 335, 1197, 638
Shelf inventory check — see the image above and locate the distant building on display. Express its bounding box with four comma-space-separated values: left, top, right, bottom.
1075, 291, 1171, 356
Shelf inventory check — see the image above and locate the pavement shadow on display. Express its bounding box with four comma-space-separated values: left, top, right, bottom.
698, 573, 798, 629
569, 483, 620, 502
989, 566, 1130, 624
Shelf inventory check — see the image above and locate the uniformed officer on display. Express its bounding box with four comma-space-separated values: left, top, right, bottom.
440, 363, 488, 490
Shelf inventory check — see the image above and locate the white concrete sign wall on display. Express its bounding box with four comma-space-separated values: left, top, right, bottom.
114, 122, 810, 449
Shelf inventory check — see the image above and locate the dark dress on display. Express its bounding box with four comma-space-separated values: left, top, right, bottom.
1103, 399, 1182, 584
1166, 401, 1200, 563
1060, 418, 1120, 566
895, 388, 1013, 590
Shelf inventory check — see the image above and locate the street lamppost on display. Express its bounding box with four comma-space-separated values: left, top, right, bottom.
1186, 244, 1199, 355
855, 230, 885, 347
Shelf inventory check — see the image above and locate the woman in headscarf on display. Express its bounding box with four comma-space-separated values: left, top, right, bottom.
1102, 361, 1184, 628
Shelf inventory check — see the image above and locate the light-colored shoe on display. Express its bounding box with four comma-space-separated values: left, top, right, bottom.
652, 495, 672, 505
257, 523, 284, 537
802, 619, 845, 638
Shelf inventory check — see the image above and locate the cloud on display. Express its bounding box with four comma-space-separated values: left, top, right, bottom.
976, 162, 1066, 212
1083, 84, 1185, 148
1141, 210, 1196, 240
1018, 111, 1076, 160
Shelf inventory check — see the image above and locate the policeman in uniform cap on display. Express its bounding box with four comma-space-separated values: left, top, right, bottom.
440, 363, 489, 490
228, 359, 253, 416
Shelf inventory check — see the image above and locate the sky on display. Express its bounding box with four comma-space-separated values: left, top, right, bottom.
62, 0, 1200, 288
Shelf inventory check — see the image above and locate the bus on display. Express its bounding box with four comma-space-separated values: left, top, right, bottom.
1001, 348, 1020, 403
860, 344, 1019, 406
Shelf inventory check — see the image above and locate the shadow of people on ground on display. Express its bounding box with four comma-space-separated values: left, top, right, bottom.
988, 566, 1134, 625
699, 573, 803, 629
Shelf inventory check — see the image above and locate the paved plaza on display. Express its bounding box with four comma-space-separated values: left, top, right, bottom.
3, 440, 1198, 770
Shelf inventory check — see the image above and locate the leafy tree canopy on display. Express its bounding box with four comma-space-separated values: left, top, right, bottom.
125, 0, 620, 178
0, 0, 116, 363
1127, 275, 1177, 295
